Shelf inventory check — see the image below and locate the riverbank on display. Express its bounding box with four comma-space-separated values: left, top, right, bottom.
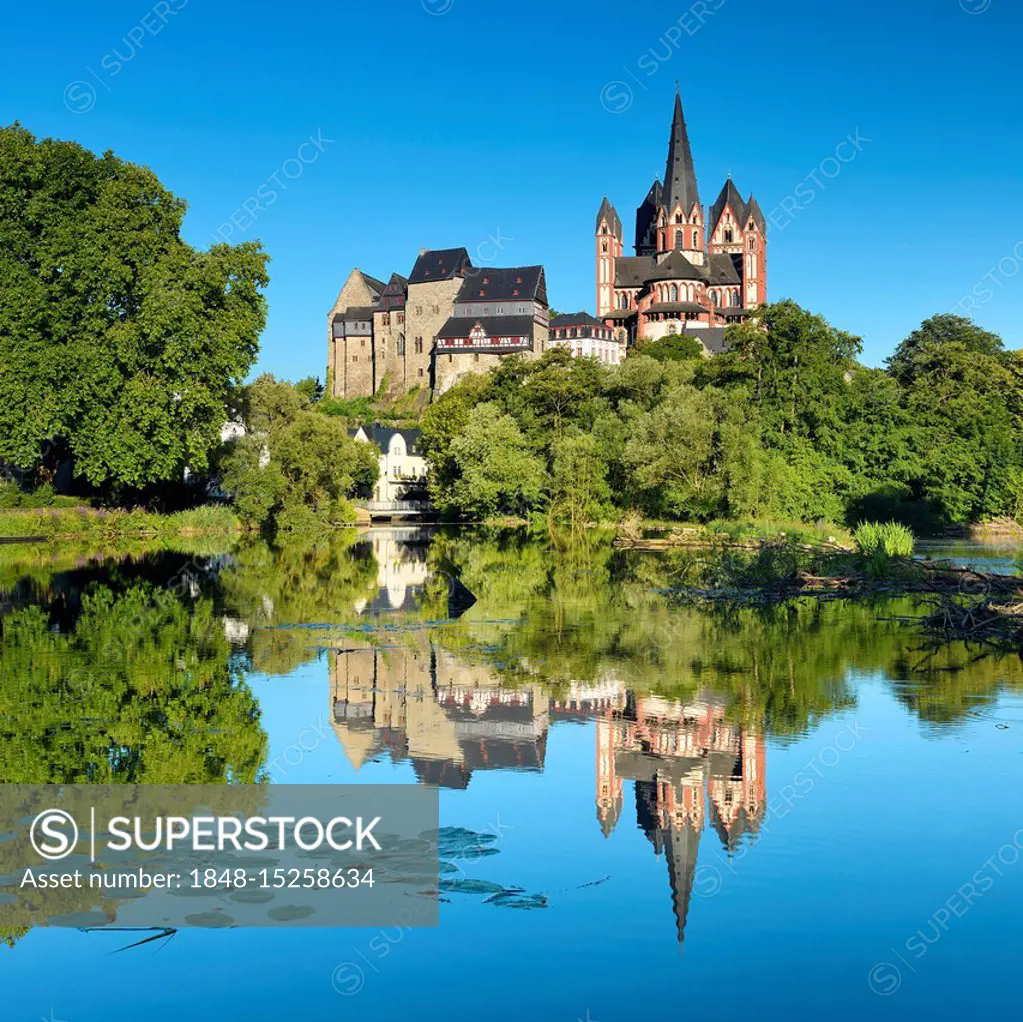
0, 505, 244, 541
615, 518, 855, 552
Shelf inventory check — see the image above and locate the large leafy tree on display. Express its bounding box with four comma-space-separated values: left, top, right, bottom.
886, 315, 1023, 522
0, 124, 269, 491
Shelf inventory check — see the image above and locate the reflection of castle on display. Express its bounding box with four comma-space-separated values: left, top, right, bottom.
329, 644, 548, 789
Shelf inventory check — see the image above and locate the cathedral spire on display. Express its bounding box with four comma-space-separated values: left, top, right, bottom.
662, 91, 700, 217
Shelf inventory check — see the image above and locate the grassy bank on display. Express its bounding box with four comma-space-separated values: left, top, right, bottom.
0, 505, 244, 540
616, 517, 855, 552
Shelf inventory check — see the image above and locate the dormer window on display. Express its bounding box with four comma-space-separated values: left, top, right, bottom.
516, 276, 522, 283
482, 276, 489, 284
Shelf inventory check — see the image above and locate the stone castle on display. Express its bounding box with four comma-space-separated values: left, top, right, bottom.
327, 90, 766, 399
327, 250, 552, 400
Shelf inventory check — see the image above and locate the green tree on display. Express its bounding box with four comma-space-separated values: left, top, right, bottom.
636, 331, 703, 362
442, 403, 547, 518
550, 432, 612, 527
0, 124, 269, 492
221, 375, 377, 533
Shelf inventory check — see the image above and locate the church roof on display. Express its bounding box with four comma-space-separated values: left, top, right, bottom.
709, 177, 748, 231
707, 252, 742, 284
662, 92, 700, 216
408, 247, 472, 284
645, 250, 704, 282
596, 196, 623, 241
456, 266, 547, 305
647, 302, 705, 314
745, 195, 767, 232
614, 255, 657, 287
635, 179, 663, 255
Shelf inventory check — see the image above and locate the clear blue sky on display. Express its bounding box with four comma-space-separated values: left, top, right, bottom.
3, 0, 1021, 378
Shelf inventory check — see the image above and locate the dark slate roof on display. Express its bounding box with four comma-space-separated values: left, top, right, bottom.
707, 252, 741, 284
349, 424, 422, 455
343, 306, 376, 319
377, 272, 408, 310
646, 302, 705, 314
646, 250, 705, 282
635, 179, 663, 256
694, 327, 730, 355
456, 266, 547, 305
662, 92, 700, 216
614, 255, 657, 287
436, 315, 535, 341
596, 196, 623, 241
362, 272, 388, 297
716, 307, 749, 318
408, 248, 472, 284
604, 309, 637, 321
551, 312, 604, 328
745, 195, 766, 232
709, 178, 747, 232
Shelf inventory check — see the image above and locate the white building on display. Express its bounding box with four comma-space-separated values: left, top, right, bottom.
548, 312, 625, 365
350, 425, 429, 505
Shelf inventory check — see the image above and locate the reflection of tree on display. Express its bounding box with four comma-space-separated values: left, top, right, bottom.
0, 583, 267, 784
216, 535, 379, 675
423, 530, 1023, 732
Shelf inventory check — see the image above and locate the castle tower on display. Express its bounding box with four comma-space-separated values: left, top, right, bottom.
595, 196, 623, 317
655, 90, 704, 267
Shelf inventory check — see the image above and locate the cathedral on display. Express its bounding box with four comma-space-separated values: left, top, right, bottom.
596, 90, 768, 353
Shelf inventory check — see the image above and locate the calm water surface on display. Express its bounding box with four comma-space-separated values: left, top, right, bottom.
1, 528, 1021, 1020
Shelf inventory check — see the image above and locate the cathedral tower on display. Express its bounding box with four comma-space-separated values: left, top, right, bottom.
595, 196, 623, 318
655, 90, 704, 266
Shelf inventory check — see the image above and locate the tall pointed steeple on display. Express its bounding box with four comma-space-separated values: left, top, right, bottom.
662, 89, 700, 217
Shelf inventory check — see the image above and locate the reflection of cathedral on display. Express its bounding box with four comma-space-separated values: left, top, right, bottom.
330, 537, 765, 951
589, 690, 765, 947
333, 655, 765, 950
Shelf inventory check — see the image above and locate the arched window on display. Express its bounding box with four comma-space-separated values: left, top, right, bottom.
712, 290, 720, 306
674, 229, 683, 249
670, 284, 678, 302
691, 230, 699, 248
675, 212, 683, 224
620, 293, 629, 310
748, 237, 756, 250
724, 228, 734, 243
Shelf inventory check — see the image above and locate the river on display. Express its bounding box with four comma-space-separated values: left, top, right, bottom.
1, 526, 1021, 1020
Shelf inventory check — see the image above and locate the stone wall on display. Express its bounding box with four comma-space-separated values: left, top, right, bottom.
326, 269, 379, 399
404, 278, 464, 392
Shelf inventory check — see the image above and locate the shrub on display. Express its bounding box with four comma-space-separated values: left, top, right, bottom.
854, 521, 915, 558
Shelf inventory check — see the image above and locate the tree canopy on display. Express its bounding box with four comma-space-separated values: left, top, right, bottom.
420, 301, 1023, 530
0, 124, 269, 494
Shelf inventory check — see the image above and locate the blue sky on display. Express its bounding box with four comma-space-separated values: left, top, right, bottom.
3, 0, 1021, 378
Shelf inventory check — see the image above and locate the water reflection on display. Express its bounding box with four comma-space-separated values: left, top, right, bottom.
1, 525, 1022, 962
